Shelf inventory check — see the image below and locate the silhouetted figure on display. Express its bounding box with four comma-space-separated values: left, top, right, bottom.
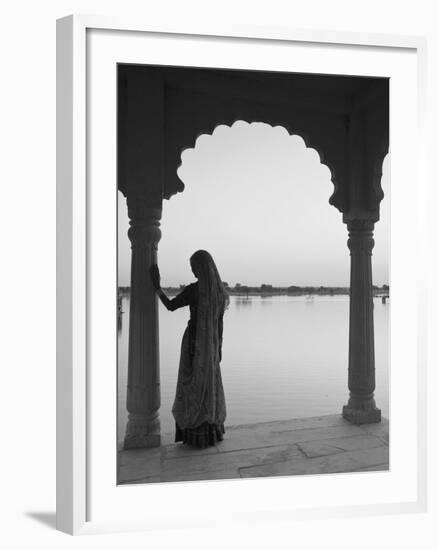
150, 250, 229, 449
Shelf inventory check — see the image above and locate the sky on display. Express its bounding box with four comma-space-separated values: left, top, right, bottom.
118, 121, 390, 288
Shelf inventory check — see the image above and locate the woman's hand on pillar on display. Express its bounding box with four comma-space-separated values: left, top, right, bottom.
150, 264, 161, 291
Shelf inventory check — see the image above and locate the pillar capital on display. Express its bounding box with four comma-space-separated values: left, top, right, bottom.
347, 219, 375, 232
347, 220, 375, 257
126, 196, 162, 248
126, 195, 162, 221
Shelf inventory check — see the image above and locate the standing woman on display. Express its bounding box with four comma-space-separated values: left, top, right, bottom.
150, 250, 229, 449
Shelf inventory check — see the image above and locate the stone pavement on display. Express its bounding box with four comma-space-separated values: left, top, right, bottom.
118, 414, 389, 484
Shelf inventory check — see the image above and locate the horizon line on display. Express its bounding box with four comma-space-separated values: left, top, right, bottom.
117, 283, 390, 288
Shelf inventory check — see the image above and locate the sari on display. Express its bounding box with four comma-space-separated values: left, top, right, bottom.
160, 250, 228, 448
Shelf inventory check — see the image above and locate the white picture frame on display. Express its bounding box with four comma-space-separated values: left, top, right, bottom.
56, 14, 428, 535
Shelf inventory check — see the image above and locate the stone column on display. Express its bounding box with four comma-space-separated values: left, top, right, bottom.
124, 196, 162, 449
342, 219, 381, 424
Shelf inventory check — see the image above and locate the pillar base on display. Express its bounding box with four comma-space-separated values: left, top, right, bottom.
124, 433, 161, 450
123, 415, 161, 450
342, 404, 381, 425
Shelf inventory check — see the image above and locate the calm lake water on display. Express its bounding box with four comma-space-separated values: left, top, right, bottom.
117, 295, 389, 443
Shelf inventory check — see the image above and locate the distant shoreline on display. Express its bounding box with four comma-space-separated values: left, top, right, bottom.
118, 285, 389, 298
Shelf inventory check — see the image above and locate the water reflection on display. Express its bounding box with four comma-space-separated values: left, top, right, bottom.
117, 294, 389, 444
235, 296, 252, 306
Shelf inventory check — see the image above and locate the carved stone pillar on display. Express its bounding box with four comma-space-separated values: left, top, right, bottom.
124, 197, 162, 449
342, 220, 381, 424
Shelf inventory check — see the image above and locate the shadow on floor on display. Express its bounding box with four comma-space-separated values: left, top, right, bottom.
25, 511, 57, 530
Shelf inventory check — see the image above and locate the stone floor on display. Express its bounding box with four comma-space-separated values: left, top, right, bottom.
118, 414, 389, 485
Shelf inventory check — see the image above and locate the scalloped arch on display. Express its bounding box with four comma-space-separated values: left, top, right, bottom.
370, 142, 389, 208
167, 119, 344, 212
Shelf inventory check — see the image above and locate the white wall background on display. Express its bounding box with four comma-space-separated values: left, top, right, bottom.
0, 1, 436, 547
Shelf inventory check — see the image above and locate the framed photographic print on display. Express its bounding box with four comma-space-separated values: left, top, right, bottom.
56, 15, 427, 535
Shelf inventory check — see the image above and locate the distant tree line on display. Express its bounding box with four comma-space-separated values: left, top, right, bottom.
118, 283, 390, 297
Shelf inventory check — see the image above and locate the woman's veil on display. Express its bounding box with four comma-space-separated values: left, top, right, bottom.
192, 250, 229, 320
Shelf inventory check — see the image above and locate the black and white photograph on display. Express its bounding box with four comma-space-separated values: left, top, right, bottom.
116, 63, 390, 484
2, 0, 434, 543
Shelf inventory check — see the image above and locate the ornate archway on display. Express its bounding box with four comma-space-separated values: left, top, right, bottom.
118, 64, 389, 449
